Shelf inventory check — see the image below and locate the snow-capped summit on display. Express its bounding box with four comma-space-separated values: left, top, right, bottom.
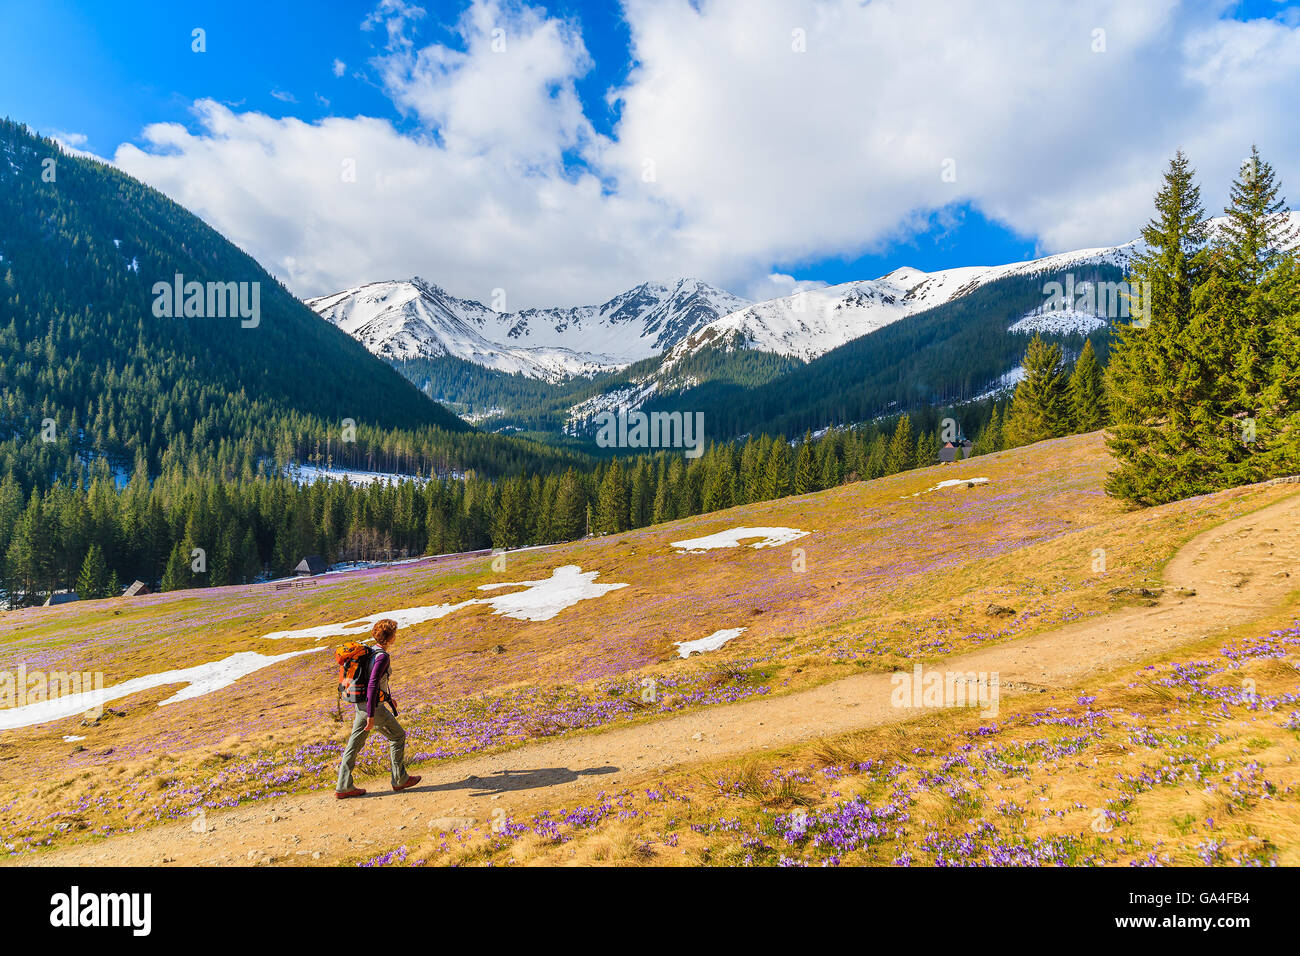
663, 240, 1144, 365
307, 276, 748, 382
309, 211, 1300, 385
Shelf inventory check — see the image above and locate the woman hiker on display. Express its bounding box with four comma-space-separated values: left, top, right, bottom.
335, 618, 422, 798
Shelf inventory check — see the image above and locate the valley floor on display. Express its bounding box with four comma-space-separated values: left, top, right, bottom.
17, 484, 1300, 867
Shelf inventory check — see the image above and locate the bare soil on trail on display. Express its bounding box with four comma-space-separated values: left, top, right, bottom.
19, 488, 1300, 867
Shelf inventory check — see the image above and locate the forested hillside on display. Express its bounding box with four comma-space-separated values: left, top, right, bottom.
0, 119, 595, 488
635, 266, 1120, 440
388, 265, 1119, 441
0, 120, 589, 603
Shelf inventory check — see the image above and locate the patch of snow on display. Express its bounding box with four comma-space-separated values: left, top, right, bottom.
565, 379, 659, 430
62, 735, 85, 742
1010, 305, 1108, 336
287, 464, 433, 486
671, 526, 810, 552
675, 627, 747, 658
461, 405, 505, 424
0, 648, 324, 730
908, 477, 990, 498
262, 600, 472, 641
968, 367, 1026, 404
476, 565, 629, 621
262, 565, 627, 640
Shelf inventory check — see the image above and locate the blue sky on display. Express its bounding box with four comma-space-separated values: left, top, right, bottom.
2, 0, 1297, 306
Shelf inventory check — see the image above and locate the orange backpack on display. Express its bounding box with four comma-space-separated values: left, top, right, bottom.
335, 641, 375, 703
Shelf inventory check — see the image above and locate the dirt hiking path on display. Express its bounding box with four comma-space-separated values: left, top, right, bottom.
22, 488, 1300, 867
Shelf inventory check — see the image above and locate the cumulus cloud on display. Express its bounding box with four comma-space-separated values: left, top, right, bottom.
744, 272, 829, 302
48, 130, 91, 155
110, 0, 1300, 308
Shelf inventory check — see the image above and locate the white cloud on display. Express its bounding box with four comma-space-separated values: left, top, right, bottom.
49, 129, 87, 148
109, 0, 1300, 308
373, 0, 599, 165
744, 271, 829, 302
332, 58, 347, 77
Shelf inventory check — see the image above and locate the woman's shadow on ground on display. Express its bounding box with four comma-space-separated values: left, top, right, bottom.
413, 766, 619, 797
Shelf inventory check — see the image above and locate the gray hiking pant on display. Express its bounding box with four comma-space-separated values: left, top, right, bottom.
336, 703, 410, 792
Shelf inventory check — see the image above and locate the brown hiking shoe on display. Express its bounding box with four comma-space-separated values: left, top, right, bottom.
392, 775, 422, 792
335, 787, 366, 799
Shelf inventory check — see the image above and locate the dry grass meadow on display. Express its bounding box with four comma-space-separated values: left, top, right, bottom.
2, 431, 1296, 864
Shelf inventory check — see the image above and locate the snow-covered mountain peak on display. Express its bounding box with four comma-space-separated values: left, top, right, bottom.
663, 241, 1146, 365
310, 211, 1300, 386
307, 276, 748, 382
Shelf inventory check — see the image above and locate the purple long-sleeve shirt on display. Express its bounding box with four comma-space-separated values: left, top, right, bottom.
365, 651, 394, 718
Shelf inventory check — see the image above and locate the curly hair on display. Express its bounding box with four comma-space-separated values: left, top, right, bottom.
371, 618, 399, 645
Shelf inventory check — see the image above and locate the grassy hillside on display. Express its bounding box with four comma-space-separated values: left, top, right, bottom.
2, 432, 1297, 862
419, 607, 1300, 867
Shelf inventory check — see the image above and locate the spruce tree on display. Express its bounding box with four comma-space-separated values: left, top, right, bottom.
762, 441, 791, 499
1214, 147, 1298, 481
651, 471, 674, 524
594, 461, 628, 535
885, 414, 913, 475
703, 448, 736, 512
160, 542, 189, 592
1068, 339, 1107, 432
1105, 151, 1210, 504
553, 469, 588, 541
793, 432, 816, 495
1262, 255, 1300, 474
915, 429, 939, 469
1002, 335, 1071, 448
491, 477, 528, 548
817, 442, 840, 488
240, 528, 262, 583
740, 438, 766, 502
973, 405, 1002, 456
76, 543, 109, 599
6, 491, 56, 601
629, 461, 653, 527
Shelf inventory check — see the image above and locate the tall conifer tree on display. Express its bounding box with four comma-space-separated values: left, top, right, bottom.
1105, 151, 1210, 504
1003, 335, 1071, 449
1068, 339, 1107, 432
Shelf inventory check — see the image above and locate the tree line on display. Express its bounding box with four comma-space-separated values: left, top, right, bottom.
1, 400, 1015, 604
